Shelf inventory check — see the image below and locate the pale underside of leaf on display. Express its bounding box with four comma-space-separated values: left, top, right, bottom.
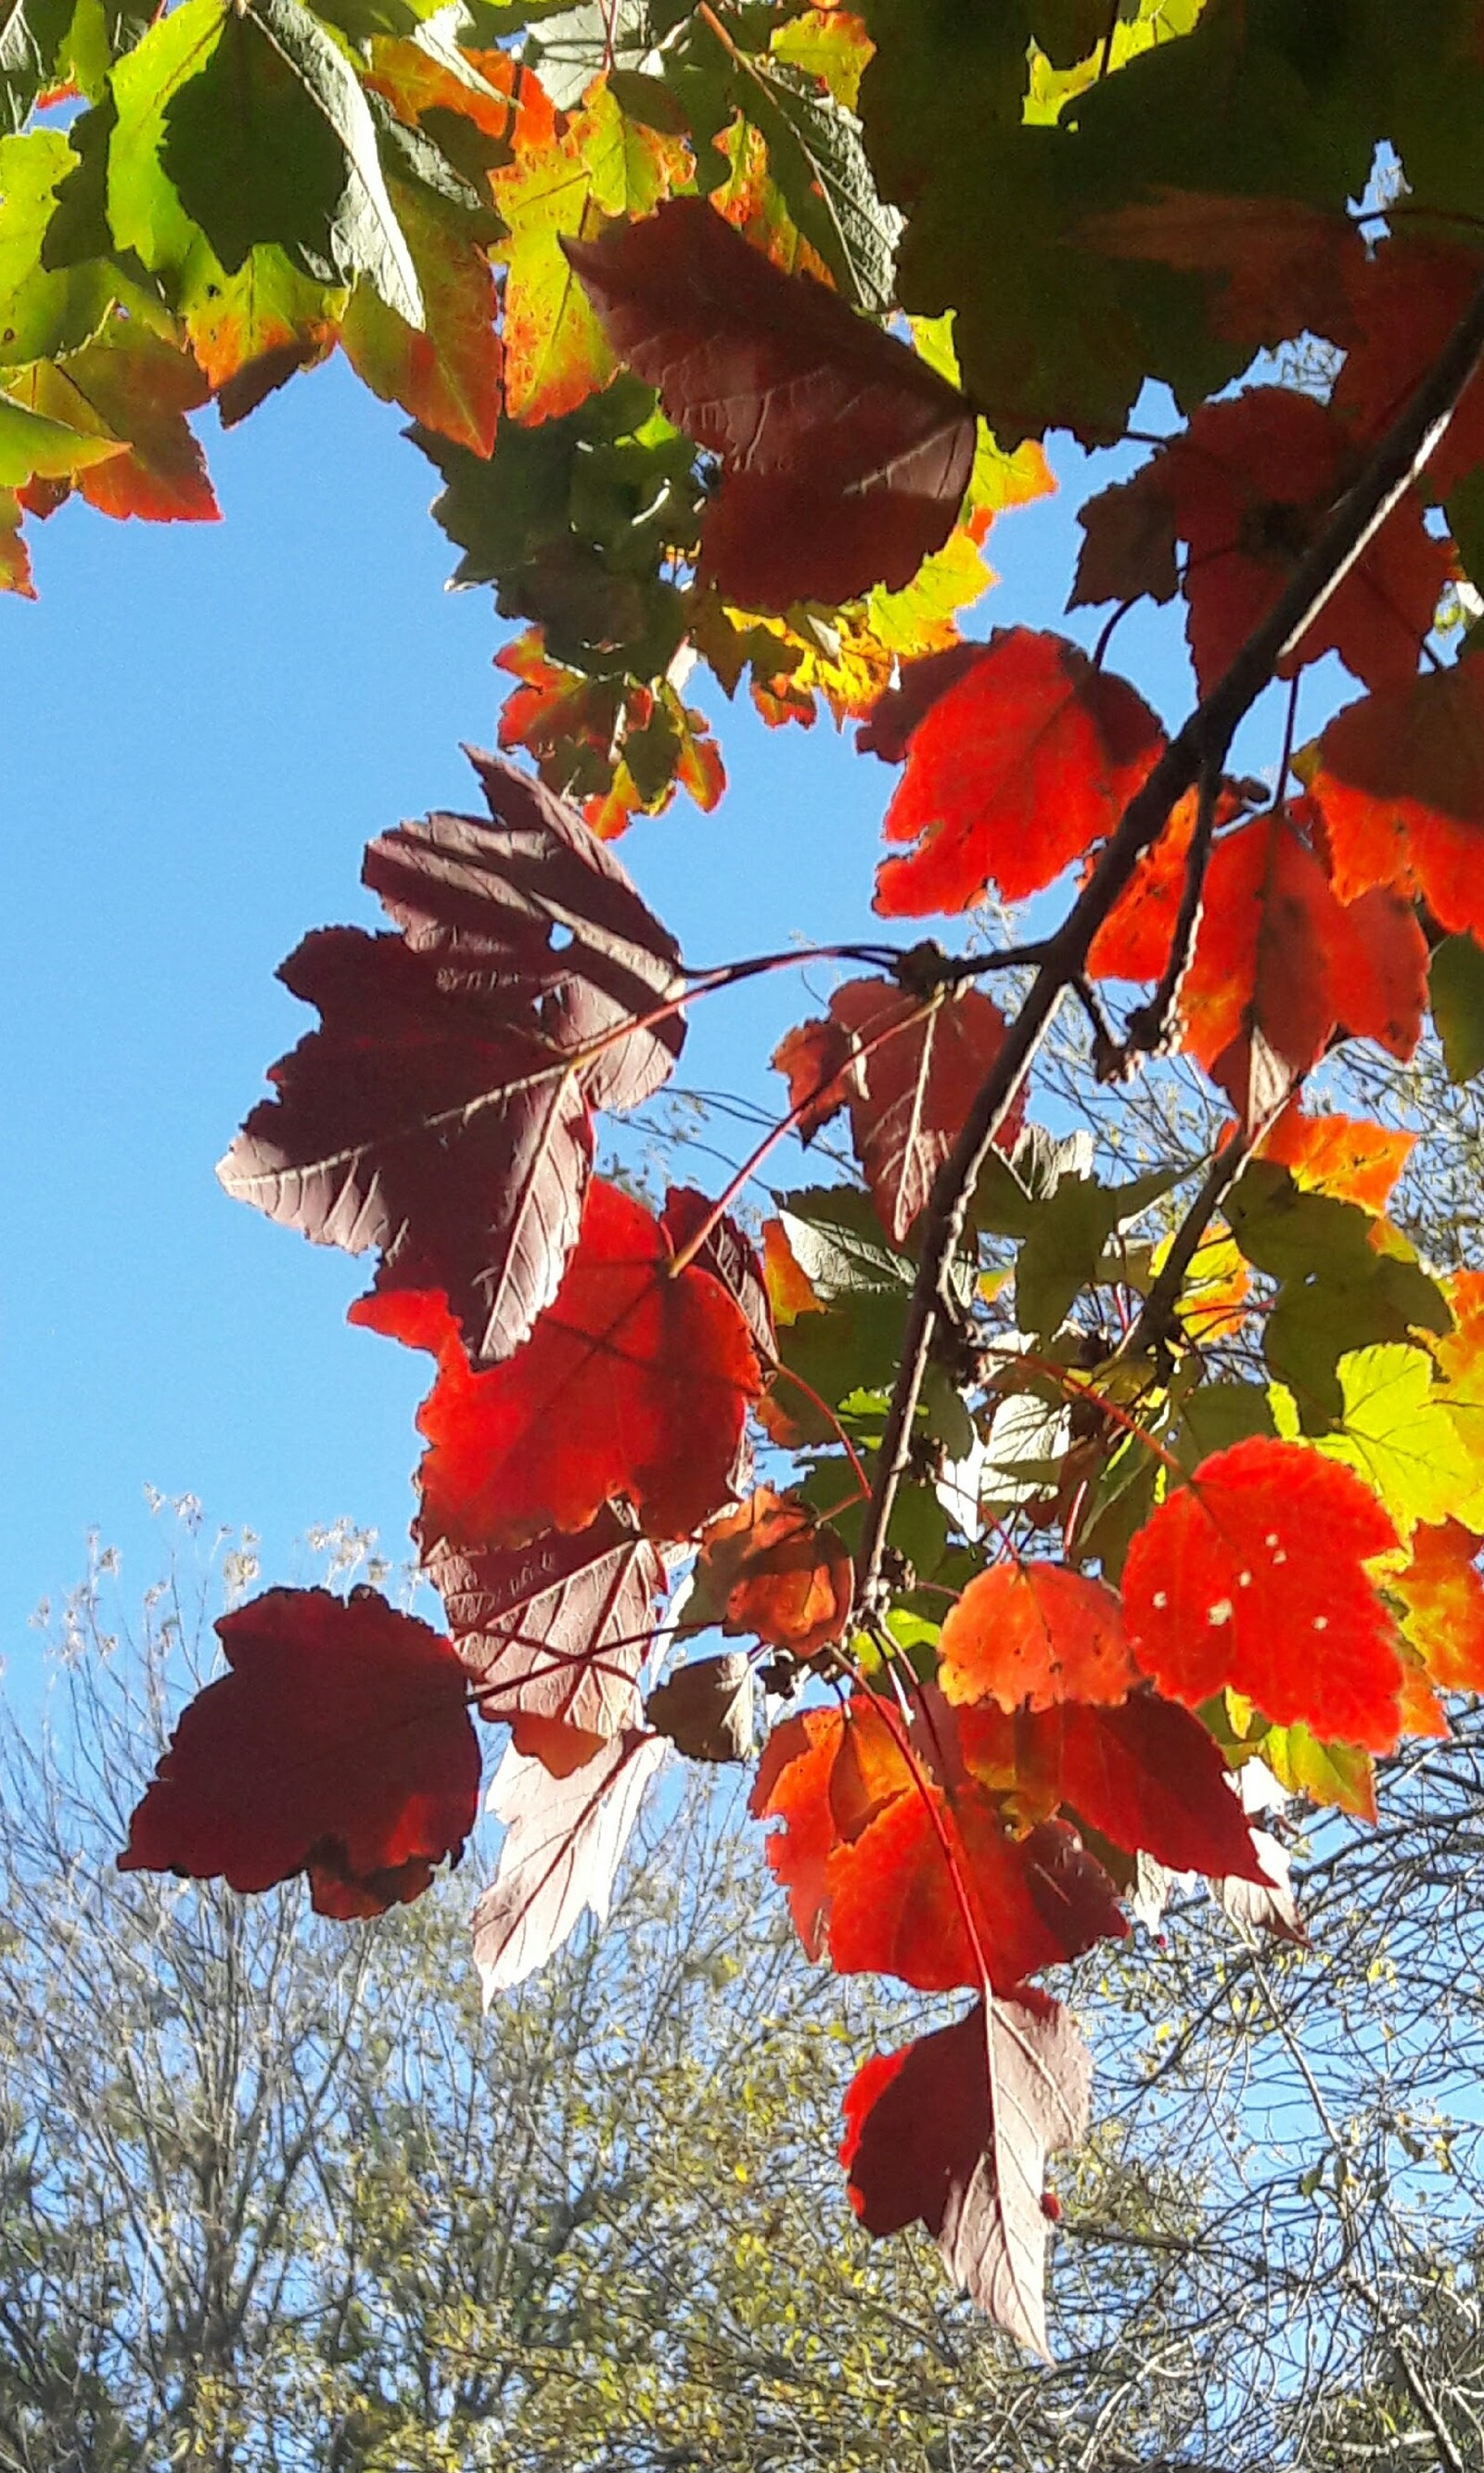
429, 1510, 663, 1737
472, 1727, 668, 1998
957, 1995, 1092, 2358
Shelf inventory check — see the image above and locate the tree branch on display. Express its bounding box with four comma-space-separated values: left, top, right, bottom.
854, 274, 1484, 1608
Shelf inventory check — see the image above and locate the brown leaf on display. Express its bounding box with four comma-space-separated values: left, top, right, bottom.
646, 1651, 756, 1762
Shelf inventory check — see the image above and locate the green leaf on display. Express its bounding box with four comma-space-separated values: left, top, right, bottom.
733, 52, 898, 313
1175, 1380, 1275, 1464
160, 0, 422, 324
109, 0, 242, 279
779, 1185, 915, 1300
0, 391, 125, 482
974, 1124, 1091, 1241
1311, 1343, 1475, 1538
0, 0, 72, 133
414, 375, 700, 675
1430, 933, 1484, 1084
607, 66, 691, 136
1014, 1165, 1178, 1337
1229, 1161, 1450, 1427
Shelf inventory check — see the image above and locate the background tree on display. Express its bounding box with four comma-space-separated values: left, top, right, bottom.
6, 1521, 1484, 2468
13, 0, 1484, 2362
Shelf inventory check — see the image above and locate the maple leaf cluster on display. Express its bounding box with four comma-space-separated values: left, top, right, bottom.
16, 0, 1484, 2367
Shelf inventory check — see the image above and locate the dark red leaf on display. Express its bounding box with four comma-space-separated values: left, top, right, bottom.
221, 753, 685, 1368
659, 1186, 775, 1366
564, 197, 976, 610
873, 630, 1164, 916
119, 1587, 480, 1917
352, 1178, 761, 1552
1332, 234, 1484, 500
1147, 388, 1448, 696
840, 1994, 1091, 2355
1306, 664, 1484, 937
774, 980, 1025, 1242
1055, 1695, 1267, 1882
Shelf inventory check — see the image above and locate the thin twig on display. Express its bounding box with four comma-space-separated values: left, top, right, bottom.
855, 274, 1484, 1610
1115, 755, 1221, 1069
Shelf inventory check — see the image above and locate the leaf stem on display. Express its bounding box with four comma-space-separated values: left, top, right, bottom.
854, 271, 1484, 1614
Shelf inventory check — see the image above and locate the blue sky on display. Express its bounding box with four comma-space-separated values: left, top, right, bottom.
2, 352, 1320, 1690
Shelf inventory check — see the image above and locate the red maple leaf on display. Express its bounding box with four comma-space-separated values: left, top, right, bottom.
472, 1727, 668, 1995
563, 198, 976, 611
353, 1178, 761, 1552
221, 754, 685, 1368
1051, 1695, 1266, 1882
1145, 388, 1449, 696
752, 1692, 1126, 1994
873, 630, 1164, 916
427, 1505, 664, 1746
1121, 1439, 1403, 1750
1388, 1519, 1484, 1695
1306, 663, 1484, 936
840, 1994, 1091, 2356
938, 1563, 1137, 1713
686, 1488, 853, 1657
1176, 804, 1426, 1123
1082, 190, 1363, 355
119, 1587, 481, 1918
773, 979, 1025, 1241
1332, 233, 1484, 500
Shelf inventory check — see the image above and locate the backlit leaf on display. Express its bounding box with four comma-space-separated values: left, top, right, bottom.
1307, 663, 1484, 938
358, 1178, 761, 1552
472, 1725, 667, 1997
221, 751, 684, 1366
1054, 1694, 1267, 1882
119, 1586, 480, 1917
1314, 1343, 1475, 1538
939, 1563, 1137, 1714
1430, 933, 1484, 1083
566, 197, 975, 610
161, 0, 422, 323
1388, 1519, 1484, 1694
873, 629, 1163, 916
492, 81, 687, 423
7, 321, 218, 520
773, 978, 1023, 1242
840, 1994, 1091, 2356
1133, 388, 1449, 696
1122, 1438, 1402, 1750
685, 1487, 852, 1657
340, 176, 499, 453
427, 1505, 663, 1741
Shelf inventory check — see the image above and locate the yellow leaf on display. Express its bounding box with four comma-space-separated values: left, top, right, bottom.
492, 78, 689, 423
769, 6, 875, 111
1316, 1343, 1476, 1539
